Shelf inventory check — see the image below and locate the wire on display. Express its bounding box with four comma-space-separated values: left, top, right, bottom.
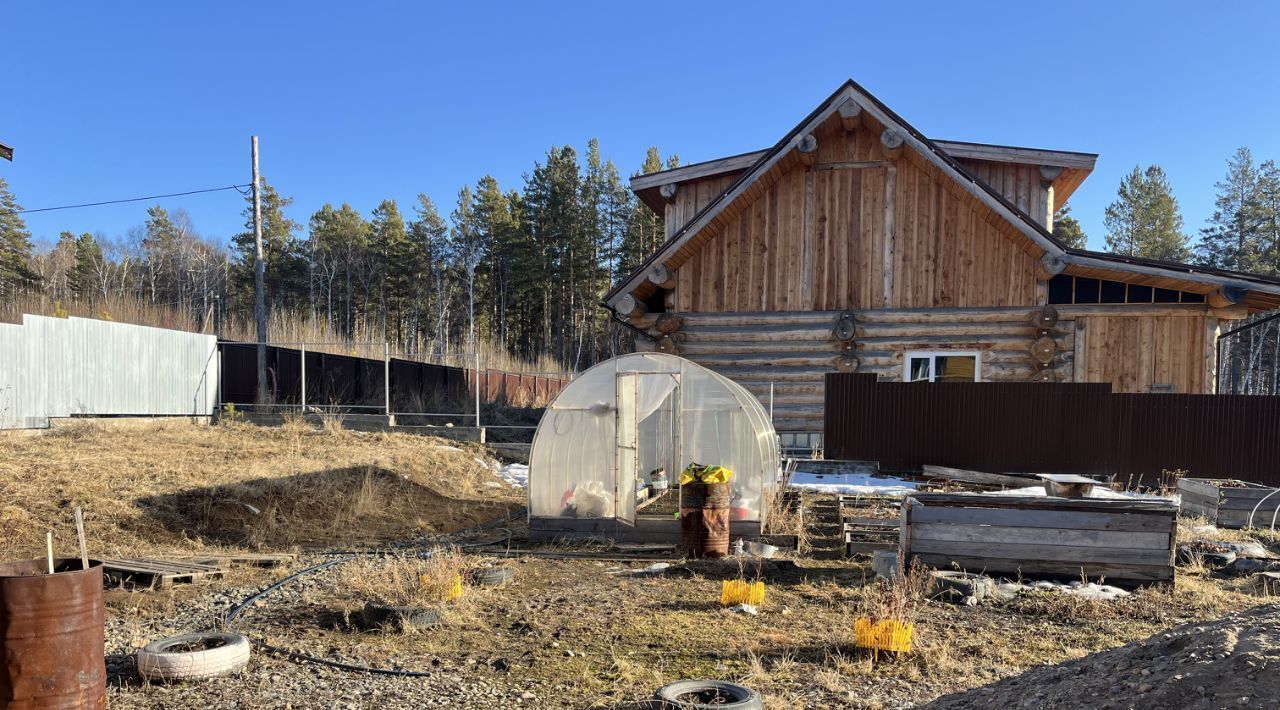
1, 184, 251, 216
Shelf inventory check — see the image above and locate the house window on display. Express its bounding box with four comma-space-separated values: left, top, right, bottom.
904, 351, 981, 383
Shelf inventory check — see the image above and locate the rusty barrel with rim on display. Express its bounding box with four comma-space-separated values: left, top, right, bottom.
680, 481, 732, 558
0, 558, 106, 709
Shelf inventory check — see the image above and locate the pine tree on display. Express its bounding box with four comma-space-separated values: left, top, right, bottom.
1258, 160, 1280, 276
407, 195, 450, 352
307, 203, 368, 335
1197, 148, 1264, 271
450, 185, 482, 350
619, 147, 668, 275
1052, 205, 1088, 249
231, 178, 304, 315
368, 199, 409, 339
1103, 165, 1190, 262
0, 177, 36, 297
69, 233, 103, 302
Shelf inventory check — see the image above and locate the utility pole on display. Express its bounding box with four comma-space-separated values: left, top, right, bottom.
252, 136, 268, 405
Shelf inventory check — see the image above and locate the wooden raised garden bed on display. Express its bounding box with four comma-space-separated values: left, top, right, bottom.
900, 493, 1177, 588
1179, 478, 1280, 529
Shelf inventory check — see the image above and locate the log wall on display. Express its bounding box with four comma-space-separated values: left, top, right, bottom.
636, 304, 1222, 435
901, 493, 1177, 588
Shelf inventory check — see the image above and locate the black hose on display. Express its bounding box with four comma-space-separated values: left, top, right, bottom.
222, 510, 521, 678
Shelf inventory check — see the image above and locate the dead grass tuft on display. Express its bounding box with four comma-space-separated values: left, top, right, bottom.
340, 550, 470, 608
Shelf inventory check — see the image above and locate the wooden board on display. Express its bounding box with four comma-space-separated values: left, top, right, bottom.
900, 495, 1176, 588
103, 558, 224, 589
186, 553, 294, 569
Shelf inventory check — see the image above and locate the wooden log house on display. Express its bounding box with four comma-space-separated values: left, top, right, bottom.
605, 80, 1280, 448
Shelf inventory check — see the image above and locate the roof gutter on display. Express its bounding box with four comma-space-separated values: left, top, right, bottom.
600, 300, 657, 343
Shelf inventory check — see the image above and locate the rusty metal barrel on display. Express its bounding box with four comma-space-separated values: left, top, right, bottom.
0, 559, 106, 709
680, 482, 732, 558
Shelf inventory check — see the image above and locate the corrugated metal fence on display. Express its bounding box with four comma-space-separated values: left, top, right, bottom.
825, 373, 1280, 486
0, 315, 218, 429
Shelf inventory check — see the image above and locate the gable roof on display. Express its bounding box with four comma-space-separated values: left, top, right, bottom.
607, 79, 1280, 312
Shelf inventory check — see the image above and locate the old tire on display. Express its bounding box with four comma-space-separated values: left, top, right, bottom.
472, 567, 515, 586
136, 631, 250, 681
655, 679, 763, 709
362, 601, 443, 630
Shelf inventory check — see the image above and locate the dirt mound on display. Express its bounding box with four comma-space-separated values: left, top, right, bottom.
925, 603, 1280, 709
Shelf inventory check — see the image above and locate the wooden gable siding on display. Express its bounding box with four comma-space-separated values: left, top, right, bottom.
955, 158, 1052, 228
1073, 313, 1215, 395
663, 173, 741, 240
672, 117, 1042, 313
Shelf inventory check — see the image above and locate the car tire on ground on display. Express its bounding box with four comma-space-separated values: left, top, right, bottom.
654, 679, 763, 709
472, 567, 515, 586
362, 601, 444, 630
136, 631, 251, 681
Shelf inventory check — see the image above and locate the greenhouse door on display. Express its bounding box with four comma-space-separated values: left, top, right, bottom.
615, 373, 638, 525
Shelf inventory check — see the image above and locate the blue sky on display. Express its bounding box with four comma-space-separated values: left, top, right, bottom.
4, 2, 1280, 254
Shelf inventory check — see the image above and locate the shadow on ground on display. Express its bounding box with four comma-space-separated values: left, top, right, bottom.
133, 466, 514, 549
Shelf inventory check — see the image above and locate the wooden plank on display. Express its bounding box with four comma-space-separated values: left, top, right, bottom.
909, 553, 1171, 585
921, 465, 1040, 488
911, 524, 1172, 550
1177, 478, 1224, 499
909, 506, 1173, 532
912, 537, 1170, 567
908, 493, 1176, 513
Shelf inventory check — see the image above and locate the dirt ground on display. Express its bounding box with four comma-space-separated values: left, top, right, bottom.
4, 421, 1280, 708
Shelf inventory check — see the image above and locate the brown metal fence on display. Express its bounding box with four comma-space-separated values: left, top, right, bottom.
824, 373, 1280, 487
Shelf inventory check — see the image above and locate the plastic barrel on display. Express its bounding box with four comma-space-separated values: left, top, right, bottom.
0, 559, 106, 709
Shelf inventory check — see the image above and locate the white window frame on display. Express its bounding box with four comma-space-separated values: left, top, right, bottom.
903, 350, 982, 383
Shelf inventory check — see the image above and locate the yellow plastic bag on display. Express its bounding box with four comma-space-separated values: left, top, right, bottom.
721, 579, 766, 606
853, 617, 913, 654
680, 463, 733, 485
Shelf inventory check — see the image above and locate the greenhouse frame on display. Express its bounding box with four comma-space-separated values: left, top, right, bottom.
527, 353, 781, 542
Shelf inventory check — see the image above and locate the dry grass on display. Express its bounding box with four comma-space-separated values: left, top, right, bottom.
340, 550, 470, 608
0, 420, 519, 560
856, 558, 933, 624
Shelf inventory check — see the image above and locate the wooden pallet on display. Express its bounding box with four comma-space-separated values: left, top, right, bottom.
186, 553, 294, 569
843, 522, 900, 557
103, 558, 224, 588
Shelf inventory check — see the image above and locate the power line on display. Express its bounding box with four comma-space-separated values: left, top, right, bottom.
0, 184, 252, 216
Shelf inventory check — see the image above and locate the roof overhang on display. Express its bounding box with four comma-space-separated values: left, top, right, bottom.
629, 141, 1097, 214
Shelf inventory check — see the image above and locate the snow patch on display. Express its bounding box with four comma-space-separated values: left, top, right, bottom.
499, 463, 529, 488
787, 470, 918, 496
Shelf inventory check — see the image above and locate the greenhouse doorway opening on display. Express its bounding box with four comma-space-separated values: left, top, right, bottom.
528, 353, 779, 543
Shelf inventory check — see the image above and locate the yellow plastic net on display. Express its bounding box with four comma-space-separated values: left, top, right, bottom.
422, 573, 464, 602
680, 463, 733, 485
721, 580, 766, 606
853, 617, 913, 654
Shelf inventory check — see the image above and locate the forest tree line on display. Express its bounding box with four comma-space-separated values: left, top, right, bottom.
0, 141, 677, 370
3, 143, 1280, 373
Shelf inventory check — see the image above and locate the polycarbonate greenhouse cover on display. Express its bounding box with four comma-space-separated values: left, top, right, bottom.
528, 353, 779, 523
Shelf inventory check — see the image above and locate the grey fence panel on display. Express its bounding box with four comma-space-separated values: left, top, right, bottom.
0, 316, 218, 429
0, 323, 23, 428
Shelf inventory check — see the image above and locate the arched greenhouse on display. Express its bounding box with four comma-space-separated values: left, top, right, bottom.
528, 353, 780, 541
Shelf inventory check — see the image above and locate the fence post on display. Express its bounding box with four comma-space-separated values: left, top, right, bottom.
474, 351, 482, 430
300, 343, 307, 413
384, 342, 391, 417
